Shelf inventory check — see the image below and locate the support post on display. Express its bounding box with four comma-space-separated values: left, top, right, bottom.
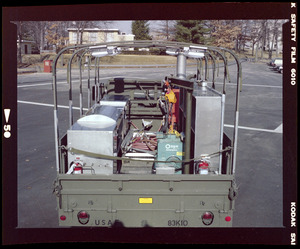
175, 52, 192, 174
176, 52, 186, 79
184, 88, 192, 174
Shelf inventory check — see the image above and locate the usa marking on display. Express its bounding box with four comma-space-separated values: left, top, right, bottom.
95, 219, 117, 226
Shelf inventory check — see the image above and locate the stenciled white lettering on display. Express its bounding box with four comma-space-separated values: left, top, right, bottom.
95, 219, 115, 226
165, 144, 179, 151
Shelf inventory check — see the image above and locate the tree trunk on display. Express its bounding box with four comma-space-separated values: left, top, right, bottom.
269, 29, 275, 59
80, 29, 83, 45
274, 24, 279, 57
235, 36, 239, 53
275, 32, 279, 57
76, 29, 80, 45
251, 39, 255, 56
255, 40, 259, 62
260, 20, 266, 59
17, 21, 23, 64
40, 23, 45, 52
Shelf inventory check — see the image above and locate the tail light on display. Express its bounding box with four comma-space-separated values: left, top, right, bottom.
77, 211, 90, 225
201, 211, 214, 225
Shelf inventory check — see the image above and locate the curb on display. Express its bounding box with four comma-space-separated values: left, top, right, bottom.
17, 66, 42, 74
17, 70, 38, 74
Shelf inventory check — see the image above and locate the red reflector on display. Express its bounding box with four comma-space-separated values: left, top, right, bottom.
225, 216, 231, 222
60, 215, 66, 221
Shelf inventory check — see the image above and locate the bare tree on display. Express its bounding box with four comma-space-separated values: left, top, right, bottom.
247, 20, 266, 61
237, 20, 252, 52
15, 21, 24, 63
70, 21, 89, 45
259, 20, 267, 59
152, 20, 176, 40
268, 20, 277, 59
247, 20, 260, 58
273, 19, 285, 58
25, 21, 48, 52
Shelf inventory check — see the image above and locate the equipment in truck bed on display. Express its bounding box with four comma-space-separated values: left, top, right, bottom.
52, 40, 241, 227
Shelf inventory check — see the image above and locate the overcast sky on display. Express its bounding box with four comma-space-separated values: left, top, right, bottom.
107, 20, 160, 34
107, 21, 132, 33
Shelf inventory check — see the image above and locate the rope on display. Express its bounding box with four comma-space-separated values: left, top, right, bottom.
67, 146, 233, 164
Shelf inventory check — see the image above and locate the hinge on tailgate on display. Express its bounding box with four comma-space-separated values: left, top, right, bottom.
107, 200, 117, 213
53, 179, 63, 209
228, 179, 239, 201
53, 179, 62, 197
175, 201, 185, 213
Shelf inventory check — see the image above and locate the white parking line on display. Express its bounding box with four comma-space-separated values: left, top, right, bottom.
214, 82, 282, 88
17, 76, 147, 88
17, 82, 53, 88
273, 123, 283, 133
17, 100, 88, 111
224, 124, 282, 133
18, 100, 282, 134
17, 80, 77, 88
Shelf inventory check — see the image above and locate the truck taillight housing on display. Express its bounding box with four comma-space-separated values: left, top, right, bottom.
77, 211, 90, 225
201, 211, 214, 225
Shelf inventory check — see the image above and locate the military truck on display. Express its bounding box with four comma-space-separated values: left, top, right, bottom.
52, 41, 241, 227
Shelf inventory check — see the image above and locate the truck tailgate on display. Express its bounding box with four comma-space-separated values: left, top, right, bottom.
54, 174, 236, 227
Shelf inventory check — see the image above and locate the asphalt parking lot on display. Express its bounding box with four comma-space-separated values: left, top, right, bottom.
16, 60, 283, 228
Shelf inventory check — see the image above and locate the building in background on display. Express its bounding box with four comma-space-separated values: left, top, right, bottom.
67, 28, 135, 45
17, 40, 35, 54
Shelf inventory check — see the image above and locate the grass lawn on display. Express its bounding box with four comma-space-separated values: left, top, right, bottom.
19, 49, 282, 69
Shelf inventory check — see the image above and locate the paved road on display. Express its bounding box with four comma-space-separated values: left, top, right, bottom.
17, 61, 282, 228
